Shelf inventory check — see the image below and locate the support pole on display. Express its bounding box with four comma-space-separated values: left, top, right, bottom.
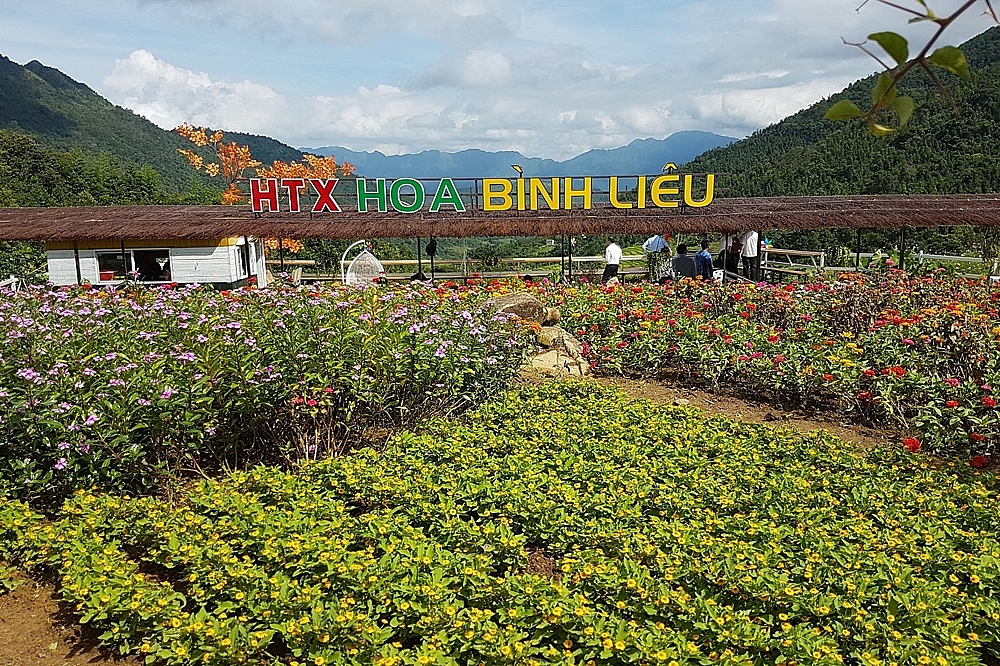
560, 235, 566, 283
73, 241, 83, 286
279, 238, 285, 272
120, 239, 128, 280
899, 226, 906, 272
568, 236, 574, 282
855, 228, 862, 270
417, 238, 423, 279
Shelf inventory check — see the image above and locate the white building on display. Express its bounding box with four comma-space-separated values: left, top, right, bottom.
45, 237, 268, 288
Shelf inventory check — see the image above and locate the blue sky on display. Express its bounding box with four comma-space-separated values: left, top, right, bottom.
0, 1, 991, 158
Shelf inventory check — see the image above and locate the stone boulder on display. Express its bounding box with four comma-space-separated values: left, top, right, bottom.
529, 349, 590, 378
542, 307, 560, 326
537, 326, 585, 360
484, 292, 547, 325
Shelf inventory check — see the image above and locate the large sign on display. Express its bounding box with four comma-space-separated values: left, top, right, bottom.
248, 175, 715, 214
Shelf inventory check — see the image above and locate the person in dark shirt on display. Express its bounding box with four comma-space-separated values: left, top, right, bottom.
671, 244, 698, 279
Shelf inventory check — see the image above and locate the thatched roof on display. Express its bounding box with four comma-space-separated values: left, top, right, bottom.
2, 194, 1000, 241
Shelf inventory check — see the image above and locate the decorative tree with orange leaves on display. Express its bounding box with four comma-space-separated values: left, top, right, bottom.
174, 124, 356, 258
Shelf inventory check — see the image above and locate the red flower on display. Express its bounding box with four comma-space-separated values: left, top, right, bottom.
307, 399, 317, 407
323, 387, 334, 395
616, 341, 628, 349
983, 396, 997, 408
863, 369, 875, 378
858, 391, 871, 401
889, 366, 906, 378
970, 433, 986, 442
822, 374, 834, 382
903, 437, 921, 453
971, 455, 989, 469
946, 400, 959, 409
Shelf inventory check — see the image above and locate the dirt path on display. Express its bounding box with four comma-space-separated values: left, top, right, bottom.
0, 575, 136, 666
597, 377, 897, 449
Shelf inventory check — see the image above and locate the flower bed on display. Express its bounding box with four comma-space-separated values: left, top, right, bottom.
528, 273, 1000, 462
0, 282, 530, 507
2, 383, 998, 665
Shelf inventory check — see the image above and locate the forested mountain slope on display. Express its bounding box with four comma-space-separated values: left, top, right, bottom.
0, 55, 303, 190
686, 27, 1000, 197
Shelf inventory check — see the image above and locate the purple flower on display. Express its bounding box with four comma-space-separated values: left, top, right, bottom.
54, 458, 68, 470
435, 346, 447, 358
161, 387, 177, 400
83, 414, 99, 426
58, 442, 70, 450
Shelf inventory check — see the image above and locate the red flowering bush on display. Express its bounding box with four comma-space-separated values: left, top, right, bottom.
527, 273, 1000, 460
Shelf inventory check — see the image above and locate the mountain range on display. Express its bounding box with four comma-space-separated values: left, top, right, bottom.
305, 132, 737, 178
2, 26, 1000, 198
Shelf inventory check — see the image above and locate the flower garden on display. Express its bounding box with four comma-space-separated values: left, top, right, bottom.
1, 274, 1000, 666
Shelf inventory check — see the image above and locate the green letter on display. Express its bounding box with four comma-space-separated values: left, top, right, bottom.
430, 178, 467, 212
357, 178, 387, 213
390, 178, 425, 213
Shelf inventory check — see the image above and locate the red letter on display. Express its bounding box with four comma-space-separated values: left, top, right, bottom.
310, 179, 341, 213
250, 178, 279, 213
281, 178, 306, 213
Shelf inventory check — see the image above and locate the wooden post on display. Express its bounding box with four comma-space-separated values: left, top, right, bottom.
855, 228, 862, 270
73, 241, 83, 286
279, 238, 285, 272
899, 226, 906, 272
416, 238, 423, 278
560, 235, 566, 283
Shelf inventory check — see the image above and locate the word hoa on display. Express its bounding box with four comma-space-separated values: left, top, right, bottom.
250, 178, 466, 214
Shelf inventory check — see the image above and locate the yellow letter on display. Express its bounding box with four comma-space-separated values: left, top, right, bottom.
651, 175, 680, 208
637, 176, 646, 209
529, 178, 560, 210
483, 179, 513, 211
684, 174, 716, 207
609, 177, 633, 209
563, 177, 592, 209
517, 178, 526, 211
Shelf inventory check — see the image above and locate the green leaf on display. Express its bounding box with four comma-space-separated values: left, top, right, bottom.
868, 32, 909, 66
894, 96, 915, 127
869, 122, 895, 137
929, 46, 971, 81
872, 73, 897, 106
825, 99, 864, 121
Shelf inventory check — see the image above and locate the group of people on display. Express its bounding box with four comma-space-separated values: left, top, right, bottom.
602, 230, 762, 285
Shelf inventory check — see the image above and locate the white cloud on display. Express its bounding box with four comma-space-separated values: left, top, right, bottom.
87, 0, 998, 158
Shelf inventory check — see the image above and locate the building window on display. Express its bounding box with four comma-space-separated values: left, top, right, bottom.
96, 251, 129, 282
132, 250, 171, 282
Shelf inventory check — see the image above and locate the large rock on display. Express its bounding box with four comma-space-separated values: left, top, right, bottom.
529, 349, 590, 378
484, 292, 547, 324
537, 326, 585, 361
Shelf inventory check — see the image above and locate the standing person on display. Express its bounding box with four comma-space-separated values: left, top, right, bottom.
718, 232, 742, 276
603, 238, 623, 284
672, 244, 698, 279
741, 230, 760, 281
642, 233, 672, 283
695, 240, 714, 280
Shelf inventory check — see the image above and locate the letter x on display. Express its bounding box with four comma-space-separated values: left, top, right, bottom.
310, 179, 341, 213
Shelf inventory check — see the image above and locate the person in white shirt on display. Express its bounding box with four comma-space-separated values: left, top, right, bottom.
642, 234, 671, 283
741, 230, 760, 281
604, 238, 623, 284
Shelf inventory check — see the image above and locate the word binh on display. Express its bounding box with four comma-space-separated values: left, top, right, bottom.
249, 174, 715, 214
482, 175, 715, 211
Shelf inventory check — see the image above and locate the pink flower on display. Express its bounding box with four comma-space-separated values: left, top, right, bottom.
54, 458, 68, 470
160, 387, 177, 400
944, 377, 960, 387
902, 338, 915, 346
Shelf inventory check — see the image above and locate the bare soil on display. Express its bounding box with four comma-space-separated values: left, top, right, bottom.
0, 574, 137, 666
598, 376, 897, 449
